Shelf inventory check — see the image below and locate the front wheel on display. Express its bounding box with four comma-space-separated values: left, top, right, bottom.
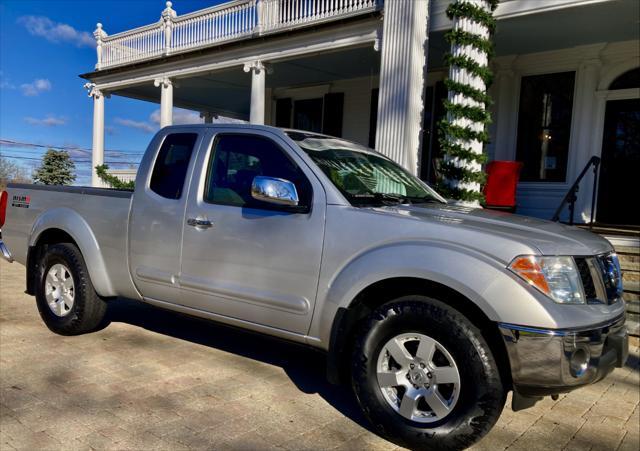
351, 296, 506, 451
35, 243, 107, 335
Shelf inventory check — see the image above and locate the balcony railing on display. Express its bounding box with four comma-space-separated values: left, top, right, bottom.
95, 0, 380, 70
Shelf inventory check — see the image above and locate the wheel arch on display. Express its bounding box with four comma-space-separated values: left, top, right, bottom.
27, 208, 116, 297
326, 276, 513, 390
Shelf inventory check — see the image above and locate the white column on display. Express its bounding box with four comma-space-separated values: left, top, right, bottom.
154, 77, 174, 128
244, 61, 268, 125
375, 0, 430, 175
445, 1, 492, 198
84, 83, 105, 187
493, 61, 517, 161
574, 58, 602, 222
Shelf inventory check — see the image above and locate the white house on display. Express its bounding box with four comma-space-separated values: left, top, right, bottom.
81, 0, 639, 226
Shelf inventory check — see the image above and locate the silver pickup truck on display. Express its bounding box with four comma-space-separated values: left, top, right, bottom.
0, 125, 629, 450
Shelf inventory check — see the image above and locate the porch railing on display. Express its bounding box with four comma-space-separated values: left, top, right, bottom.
551, 156, 601, 227
95, 0, 380, 70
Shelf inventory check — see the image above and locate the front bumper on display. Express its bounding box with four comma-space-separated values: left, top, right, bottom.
499, 315, 628, 398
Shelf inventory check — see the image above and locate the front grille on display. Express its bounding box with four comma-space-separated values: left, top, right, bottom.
575, 257, 597, 299
575, 253, 622, 305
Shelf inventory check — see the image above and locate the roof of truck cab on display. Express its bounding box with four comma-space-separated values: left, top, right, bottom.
159, 123, 333, 138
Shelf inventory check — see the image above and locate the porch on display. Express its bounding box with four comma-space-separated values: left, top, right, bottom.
81, 0, 639, 227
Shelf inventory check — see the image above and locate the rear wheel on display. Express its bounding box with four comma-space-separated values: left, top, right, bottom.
35, 243, 107, 335
351, 296, 505, 451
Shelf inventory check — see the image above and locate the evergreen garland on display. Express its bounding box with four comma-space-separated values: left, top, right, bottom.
95, 164, 135, 190
437, 0, 499, 203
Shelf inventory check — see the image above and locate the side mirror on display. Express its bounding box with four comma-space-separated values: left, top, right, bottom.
251, 176, 299, 207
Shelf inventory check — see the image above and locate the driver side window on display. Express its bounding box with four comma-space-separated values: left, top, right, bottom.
204, 134, 312, 209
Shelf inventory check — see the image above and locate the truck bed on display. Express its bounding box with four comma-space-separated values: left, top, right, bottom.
2, 183, 137, 299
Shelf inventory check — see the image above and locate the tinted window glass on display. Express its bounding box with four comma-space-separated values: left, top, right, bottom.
150, 133, 197, 199
204, 134, 311, 209
515, 72, 575, 182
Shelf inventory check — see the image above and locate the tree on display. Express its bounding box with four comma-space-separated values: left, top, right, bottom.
438, 0, 499, 204
32, 149, 76, 185
0, 155, 30, 190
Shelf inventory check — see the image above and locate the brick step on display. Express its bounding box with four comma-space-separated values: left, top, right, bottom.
623, 271, 640, 283
624, 280, 640, 293
620, 260, 640, 272
618, 249, 639, 263
623, 291, 639, 302
626, 299, 640, 314
626, 312, 640, 337
613, 245, 640, 255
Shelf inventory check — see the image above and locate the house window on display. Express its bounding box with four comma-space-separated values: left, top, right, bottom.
515, 72, 576, 182
274, 93, 344, 137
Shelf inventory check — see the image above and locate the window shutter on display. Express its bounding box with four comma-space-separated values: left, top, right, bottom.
368, 89, 379, 148
275, 98, 292, 128
322, 92, 344, 137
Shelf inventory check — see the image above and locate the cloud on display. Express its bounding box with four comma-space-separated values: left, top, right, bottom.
150, 108, 204, 126
20, 78, 52, 96
114, 118, 156, 134
24, 115, 67, 127
116, 108, 203, 134
17, 15, 95, 48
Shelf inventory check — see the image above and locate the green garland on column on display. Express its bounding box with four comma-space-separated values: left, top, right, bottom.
437, 0, 499, 203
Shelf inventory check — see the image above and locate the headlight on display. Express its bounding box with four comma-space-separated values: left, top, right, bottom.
508, 255, 586, 304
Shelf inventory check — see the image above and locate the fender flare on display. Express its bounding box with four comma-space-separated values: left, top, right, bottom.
29, 207, 116, 297
318, 241, 556, 382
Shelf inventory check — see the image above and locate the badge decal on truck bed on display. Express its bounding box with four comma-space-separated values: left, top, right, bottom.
11, 195, 30, 208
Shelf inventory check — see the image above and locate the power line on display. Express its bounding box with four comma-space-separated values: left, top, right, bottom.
0, 138, 145, 155
0, 154, 140, 165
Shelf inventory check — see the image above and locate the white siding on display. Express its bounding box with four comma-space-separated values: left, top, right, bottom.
490, 40, 639, 222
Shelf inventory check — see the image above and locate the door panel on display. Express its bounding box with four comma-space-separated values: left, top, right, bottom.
128, 131, 201, 302
179, 131, 326, 334
597, 98, 640, 226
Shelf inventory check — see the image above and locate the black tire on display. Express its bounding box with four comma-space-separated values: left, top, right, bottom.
35, 243, 107, 335
351, 296, 505, 451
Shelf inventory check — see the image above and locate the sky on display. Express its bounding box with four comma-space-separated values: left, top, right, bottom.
0, 0, 226, 185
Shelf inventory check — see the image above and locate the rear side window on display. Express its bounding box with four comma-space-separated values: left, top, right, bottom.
150, 133, 197, 199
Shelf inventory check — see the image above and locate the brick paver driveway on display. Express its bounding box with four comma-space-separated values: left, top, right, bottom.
1, 259, 638, 450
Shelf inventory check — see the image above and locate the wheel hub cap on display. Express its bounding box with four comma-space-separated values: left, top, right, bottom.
376, 333, 461, 423
44, 263, 75, 317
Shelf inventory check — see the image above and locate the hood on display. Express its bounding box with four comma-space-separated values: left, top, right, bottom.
375, 203, 613, 257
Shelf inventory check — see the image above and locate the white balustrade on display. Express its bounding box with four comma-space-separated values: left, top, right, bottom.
96, 0, 380, 69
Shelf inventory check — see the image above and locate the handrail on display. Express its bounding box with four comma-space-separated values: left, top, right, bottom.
551, 156, 601, 228
94, 0, 380, 70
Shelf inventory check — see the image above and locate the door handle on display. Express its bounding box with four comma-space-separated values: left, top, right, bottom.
187, 218, 213, 228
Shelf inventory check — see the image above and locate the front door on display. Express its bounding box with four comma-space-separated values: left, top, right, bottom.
179, 131, 326, 335
596, 98, 640, 226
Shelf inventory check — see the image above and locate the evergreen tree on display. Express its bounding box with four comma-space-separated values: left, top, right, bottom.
33, 149, 76, 185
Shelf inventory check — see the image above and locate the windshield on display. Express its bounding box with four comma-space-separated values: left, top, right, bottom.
287, 132, 445, 207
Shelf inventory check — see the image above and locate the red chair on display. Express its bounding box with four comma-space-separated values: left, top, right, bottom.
483, 161, 523, 212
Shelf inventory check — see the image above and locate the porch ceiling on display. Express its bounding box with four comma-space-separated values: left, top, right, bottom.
493, 0, 638, 56
426, 0, 639, 69
110, 45, 380, 119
